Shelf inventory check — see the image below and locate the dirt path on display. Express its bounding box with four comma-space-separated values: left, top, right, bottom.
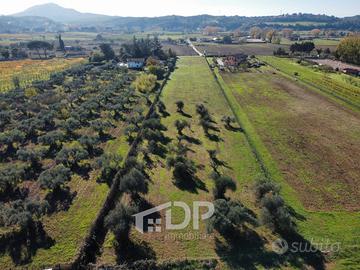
187, 39, 203, 56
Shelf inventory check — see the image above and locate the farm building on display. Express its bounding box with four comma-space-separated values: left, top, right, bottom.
127, 58, 145, 69
222, 53, 248, 67
246, 38, 266, 43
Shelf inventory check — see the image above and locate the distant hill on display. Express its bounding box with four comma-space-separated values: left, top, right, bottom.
13, 3, 111, 23
6, 3, 360, 33
0, 15, 62, 33
91, 14, 359, 32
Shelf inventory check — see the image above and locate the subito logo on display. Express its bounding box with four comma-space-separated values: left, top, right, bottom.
272, 238, 289, 255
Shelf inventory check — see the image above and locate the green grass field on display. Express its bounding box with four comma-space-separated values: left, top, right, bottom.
99, 56, 360, 269
258, 56, 360, 110
99, 56, 269, 268
215, 63, 360, 269
1, 52, 359, 269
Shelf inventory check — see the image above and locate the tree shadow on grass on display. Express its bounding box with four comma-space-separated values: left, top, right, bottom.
281, 232, 326, 270
72, 163, 92, 180
45, 186, 77, 213
216, 222, 325, 270
99, 133, 115, 143
180, 134, 202, 145
177, 110, 192, 119
173, 174, 208, 194
0, 222, 54, 266
205, 132, 223, 142
210, 156, 232, 172
0, 186, 28, 203
216, 228, 283, 270
150, 142, 168, 159
225, 125, 244, 133
287, 206, 307, 222
115, 239, 156, 264
160, 110, 171, 118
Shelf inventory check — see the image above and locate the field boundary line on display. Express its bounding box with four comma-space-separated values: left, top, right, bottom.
204, 57, 302, 209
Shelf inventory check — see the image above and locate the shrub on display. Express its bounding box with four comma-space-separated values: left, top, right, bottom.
38, 164, 71, 191
174, 119, 190, 136
148, 65, 165, 80
212, 174, 237, 199
260, 194, 295, 234
132, 74, 157, 94
104, 203, 135, 241
56, 145, 89, 168
95, 153, 122, 184
175, 100, 184, 113
119, 168, 148, 196
207, 199, 257, 236
254, 177, 280, 201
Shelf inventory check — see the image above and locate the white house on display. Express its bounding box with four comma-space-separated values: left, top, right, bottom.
127, 58, 145, 69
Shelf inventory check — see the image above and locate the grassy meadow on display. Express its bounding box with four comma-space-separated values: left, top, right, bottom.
98, 56, 360, 269
215, 62, 360, 269
258, 56, 360, 110
99, 56, 270, 268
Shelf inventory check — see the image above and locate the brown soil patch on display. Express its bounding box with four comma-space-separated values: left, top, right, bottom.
228, 71, 360, 211
162, 44, 198, 56
195, 43, 289, 56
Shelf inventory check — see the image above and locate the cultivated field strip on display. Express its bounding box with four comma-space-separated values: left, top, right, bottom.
213, 62, 360, 269
0, 58, 84, 92
259, 56, 360, 110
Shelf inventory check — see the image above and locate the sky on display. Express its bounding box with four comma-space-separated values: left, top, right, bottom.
1, 0, 359, 17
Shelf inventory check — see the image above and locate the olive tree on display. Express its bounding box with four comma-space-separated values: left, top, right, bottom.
212, 174, 237, 199
17, 148, 45, 172
174, 119, 190, 136
95, 153, 122, 184
79, 134, 99, 156
221, 116, 237, 130
0, 199, 48, 230
38, 164, 71, 193
55, 145, 89, 169
0, 129, 26, 155
175, 100, 184, 113
104, 203, 136, 244
167, 155, 197, 187
61, 118, 81, 138
38, 130, 66, 153
90, 119, 113, 139
119, 167, 148, 197
207, 199, 257, 237
0, 164, 26, 196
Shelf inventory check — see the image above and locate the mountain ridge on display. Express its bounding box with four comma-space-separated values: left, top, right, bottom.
13, 3, 111, 23
5, 3, 360, 33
